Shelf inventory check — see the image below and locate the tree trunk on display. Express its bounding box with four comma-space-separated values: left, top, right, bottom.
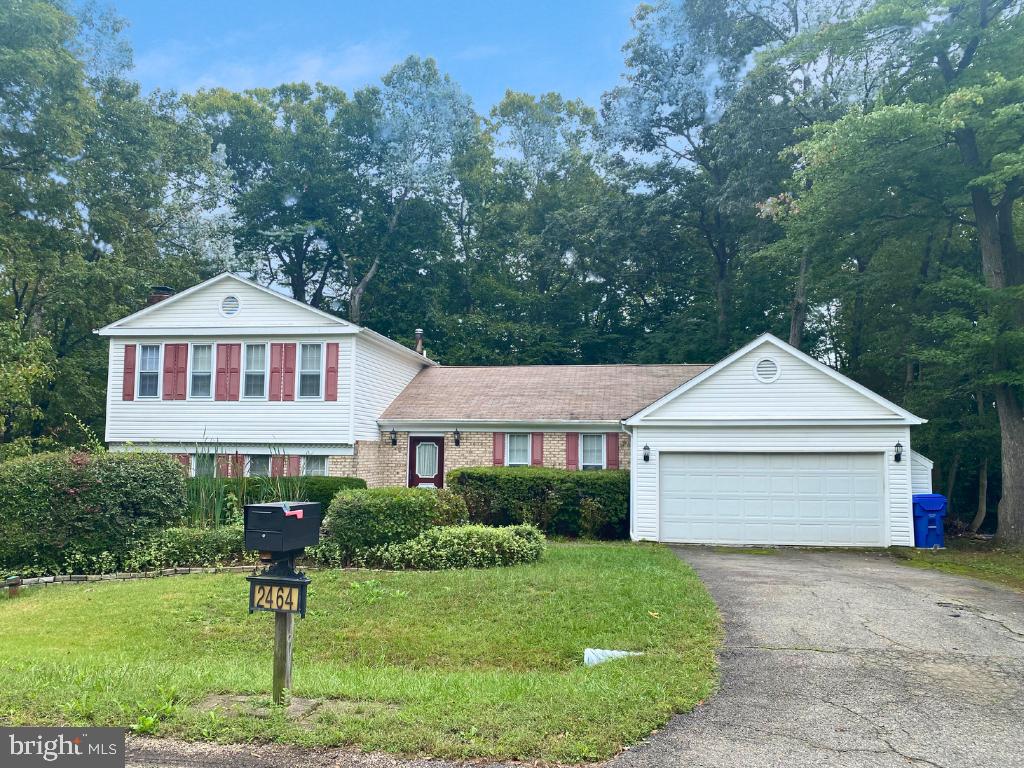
995, 385, 1024, 544
970, 457, 988, 533
788, 250, 809, 348
945, 450, 961, 520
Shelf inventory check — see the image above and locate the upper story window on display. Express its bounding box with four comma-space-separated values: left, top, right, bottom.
581, 434, 606, 470
506, 433, 531, 466
303, 455, 326, 476
138, 344, 160, 398
299, 343, 322, 398
243, 343, 267, 398
190, 344, 212, 398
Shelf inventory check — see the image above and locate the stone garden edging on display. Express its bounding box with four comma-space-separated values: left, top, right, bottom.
2, 565, 260, 595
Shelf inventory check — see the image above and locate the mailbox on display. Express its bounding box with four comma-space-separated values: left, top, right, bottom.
243, 501, 322, 555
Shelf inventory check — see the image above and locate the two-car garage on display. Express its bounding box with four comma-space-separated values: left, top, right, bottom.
625, 334, 925, 548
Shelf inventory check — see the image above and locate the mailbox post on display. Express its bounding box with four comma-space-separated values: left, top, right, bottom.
243, 501, 321, 705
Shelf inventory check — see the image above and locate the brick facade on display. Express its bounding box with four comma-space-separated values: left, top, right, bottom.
328, 429, 631, 487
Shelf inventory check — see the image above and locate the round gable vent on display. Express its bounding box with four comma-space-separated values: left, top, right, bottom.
754, 357, 780, 383
220, 295, 241, 317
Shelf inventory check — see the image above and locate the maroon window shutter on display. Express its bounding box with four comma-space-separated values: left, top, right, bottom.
492, 432, 505, 465
174, 453, 191, 474
215, 344, 229, 400
566, 433, 579, 470
175, 344, 187, 400
270, 455, 285, 477
325, 343, 339, 401
227, 343, 241, 401
231, 453, 245, 478
606, 433, 620, 469
122, 344, 136, 401
162, 345, 175, 400
269, 343, 284, 401
531, 432, 544, 466
282, 343, 296, 401
287, 456, 301, 476
216, 455, 230, 478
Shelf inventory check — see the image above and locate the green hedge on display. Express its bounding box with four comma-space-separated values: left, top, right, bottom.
323, 488, 468, 562
0, 451, 187, 575
125, 525, 253, 570
447, 467, 630, 539
357, 524, 546, 570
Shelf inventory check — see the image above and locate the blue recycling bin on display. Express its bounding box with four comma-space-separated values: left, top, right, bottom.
912, 494, 947, 548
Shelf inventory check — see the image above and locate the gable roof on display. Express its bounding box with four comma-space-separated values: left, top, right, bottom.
625, 333, 924, 425
96, 272, 352, 333
380, 364, 710, 423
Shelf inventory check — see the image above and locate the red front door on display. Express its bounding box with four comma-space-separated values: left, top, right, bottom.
408, 436, 445, 487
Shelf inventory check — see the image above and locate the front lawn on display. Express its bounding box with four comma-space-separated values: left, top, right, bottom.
0, 542, 719, 762
892, 538, 1024, 591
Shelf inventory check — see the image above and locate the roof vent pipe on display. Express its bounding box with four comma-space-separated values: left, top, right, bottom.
147, 286, 175, 305
414, 328, 424, 355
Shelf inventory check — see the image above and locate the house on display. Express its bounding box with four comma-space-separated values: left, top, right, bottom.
98, 272, 930, 547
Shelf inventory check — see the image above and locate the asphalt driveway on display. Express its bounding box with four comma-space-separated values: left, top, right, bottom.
611, 548, 1024, 768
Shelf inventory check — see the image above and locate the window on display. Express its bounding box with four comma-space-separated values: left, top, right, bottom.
247, 455, 270, 477
190, 344, 212, 398
243, 343, 267, 398
193, 453, 216, 478
299, 343, 322, 398
138, 344, 160, 398
506, 433, 531, 466
581, 434, 605, 470
303, 456, 326, 476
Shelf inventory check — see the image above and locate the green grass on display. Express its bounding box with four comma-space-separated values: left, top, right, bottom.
891, 538, 1024, 591
0, 542, 719, 762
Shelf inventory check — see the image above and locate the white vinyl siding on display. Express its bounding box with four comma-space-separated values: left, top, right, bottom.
630, 425, 913, 547
190, 344, 212, 398
506, 433, 531, 466
581, 433, 605, 470
910, 450, 934, 494
105, 337, 358, 445
298, 343, 322, 399
644, 342, 899, 421
138, 344, 161, 398
351, 335, 427, 441
243, 343, 267, 398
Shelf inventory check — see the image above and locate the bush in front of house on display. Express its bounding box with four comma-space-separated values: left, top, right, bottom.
186, 475, 366, 526
446, 467, 630, 539
323, 487, 468, 562
125, 525, 254, 570
357, 524, 546, 570
0, 450, 187, 575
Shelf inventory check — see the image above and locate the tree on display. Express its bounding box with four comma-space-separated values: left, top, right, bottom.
0, 318, 53, 456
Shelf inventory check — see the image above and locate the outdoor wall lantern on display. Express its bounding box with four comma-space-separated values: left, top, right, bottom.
390, 428, 398, 446
643, 444, 651, 462
454, 428, 461, 447
894, 441, 903, 462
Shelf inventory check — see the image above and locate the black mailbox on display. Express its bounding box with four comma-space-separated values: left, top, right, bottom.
243, 501, 322, 554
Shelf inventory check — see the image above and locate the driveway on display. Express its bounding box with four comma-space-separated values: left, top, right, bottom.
611, 548, 1024, 768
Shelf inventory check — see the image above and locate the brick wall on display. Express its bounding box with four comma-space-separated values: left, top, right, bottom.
328, 430, 632, 487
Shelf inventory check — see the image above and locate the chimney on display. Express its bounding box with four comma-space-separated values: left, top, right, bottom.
414, 328, 424, 355
147, 286, 175, 306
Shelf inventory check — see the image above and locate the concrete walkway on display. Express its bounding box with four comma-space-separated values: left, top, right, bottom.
610, 548, 1024, 768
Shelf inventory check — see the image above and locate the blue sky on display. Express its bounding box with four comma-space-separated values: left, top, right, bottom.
114, 0, 639, 112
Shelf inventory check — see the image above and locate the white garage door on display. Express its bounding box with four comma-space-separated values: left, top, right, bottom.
659, 452, 885, 546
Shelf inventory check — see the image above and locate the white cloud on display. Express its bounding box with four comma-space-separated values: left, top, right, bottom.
132, 34, 406, 93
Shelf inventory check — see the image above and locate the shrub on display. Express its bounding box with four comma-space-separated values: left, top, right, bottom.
0, 450, 187, 575
446, 467, 630, 539
323, 487, 465, 562
357, 524, 546, 570
125, 526, 252, 570
187, 475, 366, 525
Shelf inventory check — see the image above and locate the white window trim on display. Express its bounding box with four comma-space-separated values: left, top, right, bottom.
505, 432, 532, 467
188, 342, 214, 400
296, 341, 325, 400
242, 342, 268, 400
302, 455, 327, 476
246, 454, 271, 477
580, 433, 607, 470
137, 343, 163, 399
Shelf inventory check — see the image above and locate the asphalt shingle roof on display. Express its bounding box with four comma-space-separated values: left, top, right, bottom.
380, 364, 711, 422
